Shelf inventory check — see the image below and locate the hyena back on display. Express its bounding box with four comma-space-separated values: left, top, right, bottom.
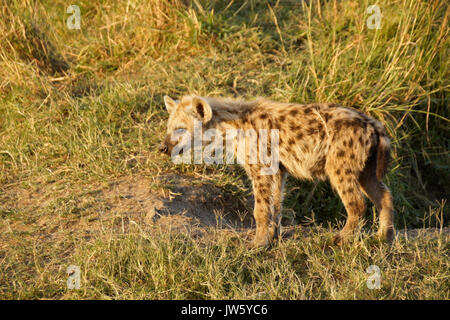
160, 95, 394, 247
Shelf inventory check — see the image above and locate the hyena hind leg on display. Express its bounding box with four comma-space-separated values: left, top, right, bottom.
328, 170, 367, 245
359, 164, 395, 242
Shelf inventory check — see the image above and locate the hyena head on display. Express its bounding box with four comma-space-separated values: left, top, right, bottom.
159, 95, 213, 156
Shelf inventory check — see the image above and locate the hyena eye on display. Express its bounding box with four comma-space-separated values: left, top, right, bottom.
174, 128, 186, 135
171, 128, 187, 140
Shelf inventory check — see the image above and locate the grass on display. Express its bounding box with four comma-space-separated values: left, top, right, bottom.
2, 223, 449, 299
0, 0, 448, 299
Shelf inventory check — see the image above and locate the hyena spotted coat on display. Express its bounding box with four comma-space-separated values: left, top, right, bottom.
160, 95, 394, 247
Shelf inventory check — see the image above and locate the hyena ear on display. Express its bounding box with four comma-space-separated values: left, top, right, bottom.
191, 96, 212, 124
164, 95, 177, 114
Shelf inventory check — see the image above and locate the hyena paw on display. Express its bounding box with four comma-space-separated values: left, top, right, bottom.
333, 233, 344, 246
252, 232, 272, 248
333, 231, 353, 246
378, 227, 395, 243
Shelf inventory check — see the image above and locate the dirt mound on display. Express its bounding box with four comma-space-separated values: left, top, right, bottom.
101, 174, 254, 232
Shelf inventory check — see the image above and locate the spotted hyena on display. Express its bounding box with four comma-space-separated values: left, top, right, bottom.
159, 95, 394, 247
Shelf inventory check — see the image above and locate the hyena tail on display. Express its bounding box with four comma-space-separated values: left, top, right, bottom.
373, 122, 391, 181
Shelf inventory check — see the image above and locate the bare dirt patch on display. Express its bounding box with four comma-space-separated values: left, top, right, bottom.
0, 174, 255, 240
100, 174, 255, 233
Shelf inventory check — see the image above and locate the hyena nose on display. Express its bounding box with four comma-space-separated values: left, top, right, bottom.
159, 143, 168, 154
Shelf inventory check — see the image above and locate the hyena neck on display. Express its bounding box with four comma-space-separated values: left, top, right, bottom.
204, 97, 258, 132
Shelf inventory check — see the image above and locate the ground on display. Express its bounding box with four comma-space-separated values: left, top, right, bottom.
1, 174, 448, 299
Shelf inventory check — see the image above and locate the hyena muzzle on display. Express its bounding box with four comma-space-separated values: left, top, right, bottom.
159, 95, 395, 247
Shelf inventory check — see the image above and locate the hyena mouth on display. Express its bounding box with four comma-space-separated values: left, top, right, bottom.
158, 143, 169, 154
159, 135, 177, 155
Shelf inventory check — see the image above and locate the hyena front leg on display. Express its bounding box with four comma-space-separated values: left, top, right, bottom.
270, 170, 287, 239
250, 169, 286, 247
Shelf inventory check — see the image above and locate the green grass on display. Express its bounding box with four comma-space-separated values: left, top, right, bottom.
2, 225, 448, 299
0, 0, 448, 299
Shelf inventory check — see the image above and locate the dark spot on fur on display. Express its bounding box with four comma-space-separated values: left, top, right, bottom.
336, 169, 341, 175
345, 169, 352, 175
279, 115, 286, 122
290, 122, 300, 130
337, 150, 345, 157
303, 107, 312, 114
353, 118, 363, 127
290, 109, 299, 116
296, 132, 303, 140
260, 113, 268, 120
334, 119, 343, 131
288, 138, 296, 145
